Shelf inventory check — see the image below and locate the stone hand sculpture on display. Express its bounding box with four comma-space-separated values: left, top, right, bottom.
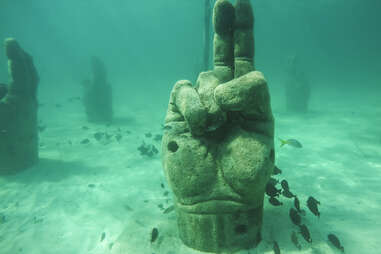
82, 56, 113, 123
162, 0, 274, 252
0, 38, 39, 174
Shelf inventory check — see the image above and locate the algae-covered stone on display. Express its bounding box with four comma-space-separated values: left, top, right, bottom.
82, 56, 113, 123
0, 38, 39, 174
162, 0, 274, 252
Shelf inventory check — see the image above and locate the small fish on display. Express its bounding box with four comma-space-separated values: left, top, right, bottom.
289, 208, 301, 225
115, 133, 122, 142
38, 125, 47, 133
273, 241, 281, 254
82, 126, 89, 130
100, 232, 106, 242
307, 196, 320, 217
294, 197, 301, 212
273, 166, 282, 175
269, 197, 283, 206
151, 228, 159, 243
308, 196, 320, 205
160, 183, 165, 189
293, 197, 306, 215
154, 134, 163, 142
88, 184, 95, 188
124, 204, 133, 211
163, 191, 169, 196
291, 231, 301, 250
163, 205, 175, 214
280, 180, 289, 191
33, 216, 43, 224
266, 182, 281, 197
94, 132, 105, 141
279, 138, 302, 148
328, 233, 344, 252
145, 132, 152, 138
80, 138, 90, 144
158, 204, 164, 210
268, 177, 279, 186
299, 224, 312, 243
282, 189, 296, 198
67, 96, 81, 102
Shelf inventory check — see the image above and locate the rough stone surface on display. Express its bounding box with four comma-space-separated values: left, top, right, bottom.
162, 0, 274, 252
0, 38, 39, 174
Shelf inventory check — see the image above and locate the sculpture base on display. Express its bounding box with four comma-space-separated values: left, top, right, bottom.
177, 205, 263, 253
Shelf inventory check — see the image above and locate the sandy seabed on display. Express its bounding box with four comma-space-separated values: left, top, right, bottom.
0, 83, 380, 254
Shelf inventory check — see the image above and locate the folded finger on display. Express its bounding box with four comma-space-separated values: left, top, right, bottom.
165, 80, 207, 136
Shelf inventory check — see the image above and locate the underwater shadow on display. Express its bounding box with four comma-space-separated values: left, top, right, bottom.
2, 158, 107, 184
112, 116, 136, 126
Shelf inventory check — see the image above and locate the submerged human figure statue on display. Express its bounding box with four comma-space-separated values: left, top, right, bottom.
0, 38, 39, 174
161, 0, 275, 252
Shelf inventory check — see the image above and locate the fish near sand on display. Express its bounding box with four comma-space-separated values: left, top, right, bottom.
294, 197, 306, 215
307, 196, 320, 217
282, 189, 296, 198
163, 205, 175, 214
269, 197, 283, 206
328, 233, 344, 252
279, 138, 302, 148
266, 182, 281, 197
289, 208, 301, 225
100, 232, 106, 242
151, 228, 159, 243
280, 179, 295, 198
280, 180, 289, 191
268, 177, 279, 186
273, 241, 281, 254
294, 197, 300, 211
273, 166, 282, 175
299, 224, 312, 243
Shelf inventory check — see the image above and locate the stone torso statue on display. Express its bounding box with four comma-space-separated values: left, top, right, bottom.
0, 38, 39, 174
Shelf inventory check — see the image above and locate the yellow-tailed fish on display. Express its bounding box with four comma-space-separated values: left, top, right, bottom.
279, 138, 302, 148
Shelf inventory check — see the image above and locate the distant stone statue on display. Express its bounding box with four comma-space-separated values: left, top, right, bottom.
82, 56, 113, 123
284, 55, 311, 113
161, 0, 274, 252
0, 38, 39, 174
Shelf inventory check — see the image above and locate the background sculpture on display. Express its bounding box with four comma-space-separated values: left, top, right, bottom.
161, 0, 274, 252
284, 55, 311, 113
0, 38, 39, 174
82, 56, 113, 123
